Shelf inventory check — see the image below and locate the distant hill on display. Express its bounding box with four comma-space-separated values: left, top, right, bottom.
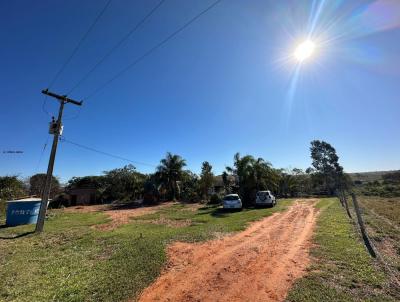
348, 170, 400, 183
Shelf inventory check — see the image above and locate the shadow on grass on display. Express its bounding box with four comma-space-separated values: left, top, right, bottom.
210, 207, 244, 218
192, 206, 228, 218
106, 201, 143, 211
196, 204, 258, 218
104, 200, 168, 211
0, 224, 35, 239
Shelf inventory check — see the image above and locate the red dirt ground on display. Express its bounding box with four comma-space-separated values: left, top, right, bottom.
139, 200, 318, 302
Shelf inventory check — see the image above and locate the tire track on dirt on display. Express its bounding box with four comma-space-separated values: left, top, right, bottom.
139, 200, 318, 302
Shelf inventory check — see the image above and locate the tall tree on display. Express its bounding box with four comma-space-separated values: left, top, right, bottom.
29, 173, 61, 199
198, 161, 214, 200
157, 153, 186, 200
309, 140, 344, 195
102, 165, 146, 201
180, 170, 199, 202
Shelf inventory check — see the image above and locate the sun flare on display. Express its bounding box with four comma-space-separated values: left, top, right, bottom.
294, 40, 316, 62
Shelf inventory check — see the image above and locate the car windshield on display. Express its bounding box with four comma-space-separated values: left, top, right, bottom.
224, 195, 239, 201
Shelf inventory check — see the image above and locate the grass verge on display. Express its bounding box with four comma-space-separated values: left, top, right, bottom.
287, 198, 396, 302
0, 199, 292, 302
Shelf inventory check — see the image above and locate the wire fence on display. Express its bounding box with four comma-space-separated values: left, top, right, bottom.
337, 190, 400, 290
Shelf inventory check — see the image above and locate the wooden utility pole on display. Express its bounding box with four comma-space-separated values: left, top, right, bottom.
35, 89, 82, 233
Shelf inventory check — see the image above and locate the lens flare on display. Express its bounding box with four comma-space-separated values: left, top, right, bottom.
274, 0, 400, 129
294, 40, 316, 62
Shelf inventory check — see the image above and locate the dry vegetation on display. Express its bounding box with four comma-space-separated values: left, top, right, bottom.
357, 196, 400, 293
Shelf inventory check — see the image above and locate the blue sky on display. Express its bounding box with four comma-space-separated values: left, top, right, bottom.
1, 0, 400, 182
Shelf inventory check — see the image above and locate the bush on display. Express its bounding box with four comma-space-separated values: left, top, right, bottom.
48, 194, 70, 209
359, 182, 400, 197
208, 194, 222, 205
0, 176, 26, 200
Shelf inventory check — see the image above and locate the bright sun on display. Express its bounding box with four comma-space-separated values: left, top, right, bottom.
294, 40, 316, 62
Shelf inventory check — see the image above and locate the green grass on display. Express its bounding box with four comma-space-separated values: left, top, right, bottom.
287, 198, 395, 302
0, 199, 292, 302
356, 196, 400, 291
358, 196, 400, 227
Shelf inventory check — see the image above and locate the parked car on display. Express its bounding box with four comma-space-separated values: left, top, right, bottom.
255, 190, 276, 207
223, 194, 242, 210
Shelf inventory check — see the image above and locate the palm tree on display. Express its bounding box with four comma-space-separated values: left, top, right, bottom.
226, 153, 279, 205
226, 153, 258, 205
253, 157, 279, 191
157, 152, 186, 200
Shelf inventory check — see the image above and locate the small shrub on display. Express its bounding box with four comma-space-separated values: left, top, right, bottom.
208, 194, 222, 205
360, 182, 400, 198
48, 194, 70, 209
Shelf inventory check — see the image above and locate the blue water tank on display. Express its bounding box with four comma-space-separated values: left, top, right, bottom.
6, 198, 42, 226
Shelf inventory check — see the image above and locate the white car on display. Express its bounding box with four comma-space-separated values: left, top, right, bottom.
256, 190, 276, 207
223, 194, 242, 210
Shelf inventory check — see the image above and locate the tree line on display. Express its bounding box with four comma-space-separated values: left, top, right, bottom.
0, 140, 353, 207
356, 170, 400, 197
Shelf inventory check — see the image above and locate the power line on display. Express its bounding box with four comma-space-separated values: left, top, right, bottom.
66, 0, 166, 95
83, 0, 222, 101
47, 0, 113, 90
34, 134, 51, 173
60, 137, 187, 172
60, 136, 157, 168
62, 106, 83, 120
41, 95, 52, 117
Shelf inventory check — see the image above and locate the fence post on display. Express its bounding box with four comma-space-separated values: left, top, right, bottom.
342, 191, 352, 219
336, 189, 344, 207
351, 193, 376, 258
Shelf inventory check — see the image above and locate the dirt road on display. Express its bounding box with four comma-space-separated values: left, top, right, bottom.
139, 200, 318, 302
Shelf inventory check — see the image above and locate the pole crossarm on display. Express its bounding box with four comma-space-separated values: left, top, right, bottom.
42, 89, 83, 106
